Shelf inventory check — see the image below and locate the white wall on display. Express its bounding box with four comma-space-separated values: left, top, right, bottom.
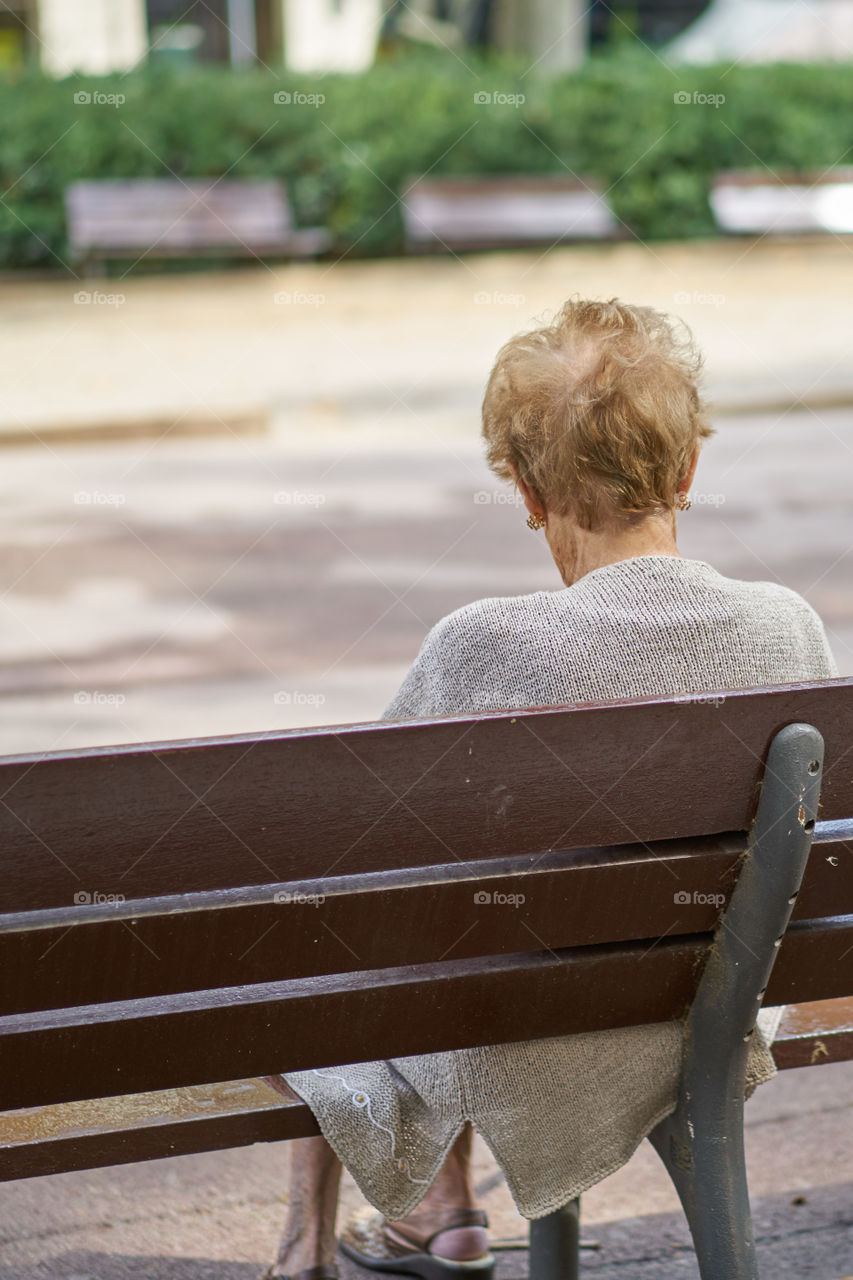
38, 0, 147, 76
281, 0, 383, 73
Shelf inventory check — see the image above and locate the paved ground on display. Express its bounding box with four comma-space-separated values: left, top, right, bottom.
1, 240, 852, 1273
3, 238, 853, 446
0, 404, 850, 753
2, 1062, 852, 1277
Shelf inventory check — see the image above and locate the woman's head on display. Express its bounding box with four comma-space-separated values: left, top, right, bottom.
481, 297, 714, 531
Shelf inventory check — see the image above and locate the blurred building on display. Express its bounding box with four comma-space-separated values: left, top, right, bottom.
19, 0, 830, 79
1, 0, 280, 73
667, 0, 853, 63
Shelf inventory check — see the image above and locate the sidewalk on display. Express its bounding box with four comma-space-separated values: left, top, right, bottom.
1, 239, 852, 1276
2, 236, 853, 445
1, 1061, 852, 1278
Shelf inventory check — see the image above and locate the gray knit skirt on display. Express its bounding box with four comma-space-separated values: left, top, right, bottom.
282, 1009, 782, 1221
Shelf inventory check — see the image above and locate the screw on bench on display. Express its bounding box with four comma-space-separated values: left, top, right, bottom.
527, 721, 823, 1280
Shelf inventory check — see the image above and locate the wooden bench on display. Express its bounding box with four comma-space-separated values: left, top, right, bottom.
402, 175, 620, 252
710, 167, 853, 235
1, 677, 852, 1280
65, 178, 332, 271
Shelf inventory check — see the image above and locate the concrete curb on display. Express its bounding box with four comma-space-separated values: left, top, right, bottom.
0, 407, 269, 449
0, 384, 851, 450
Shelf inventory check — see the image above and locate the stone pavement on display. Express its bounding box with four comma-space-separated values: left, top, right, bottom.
2, 237, 853, 446
0, 406, 850, 753
1, 240, 852, 1274
1, 1061, 852, 1277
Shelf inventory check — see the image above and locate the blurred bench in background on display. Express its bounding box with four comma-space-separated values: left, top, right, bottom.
402, 174, 620, 252
710, 167, 853, 236
65, 179, 332, 273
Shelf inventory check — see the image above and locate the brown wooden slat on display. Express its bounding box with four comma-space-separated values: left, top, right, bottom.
4, 994, 853, 1184
66, 179, 293, 245
0, 1095, 317, 1182
3, 915, 852, 1113
793, 835, 853, 921
766, 918, 853, 1005
0, 938, 709, 1110
1, 680, 850, 913
771, 997, 853, 1069
0, 835, 746, 1013
714, 166, 853, 187
4, 830, 850, 1015
5, 991, 853, 1184
10, 1003, 853, 1183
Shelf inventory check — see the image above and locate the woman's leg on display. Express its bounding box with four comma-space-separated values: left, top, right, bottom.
265, 1071, 487, 1273
263, 1076, 342, 1278
386, 1124, 489, 1260
267, 1134, 343, 1277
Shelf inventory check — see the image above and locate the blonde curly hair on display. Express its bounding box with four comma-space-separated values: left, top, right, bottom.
481, 297, 714, 531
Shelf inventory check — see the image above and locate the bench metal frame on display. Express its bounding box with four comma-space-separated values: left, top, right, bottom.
531, 722, 825, 1280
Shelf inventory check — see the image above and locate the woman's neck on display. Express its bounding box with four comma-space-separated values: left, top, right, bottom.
546, 510, 681, 588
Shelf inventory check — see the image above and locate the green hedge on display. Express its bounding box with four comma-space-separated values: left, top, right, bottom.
1, 49, 852, 270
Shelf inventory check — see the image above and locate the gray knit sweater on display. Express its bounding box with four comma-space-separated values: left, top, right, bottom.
284, 555, 838, 1221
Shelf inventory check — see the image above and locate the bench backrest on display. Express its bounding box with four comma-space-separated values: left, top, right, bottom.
1, 678, 851, 1112
403, 175, 619, 249
65, 179, 295, 254
710, 166, 853, 235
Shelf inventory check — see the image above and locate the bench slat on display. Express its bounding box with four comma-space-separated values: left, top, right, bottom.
2, 916, 852, 1112
711, 167, 853, 235
403, 175, 619, 248
3, 996, 853, 1183
0, 834, 743, 1013
3, 828, 851, 1015
65, 179, 330, 259
771, 997, 853, 1068
0, 936, 709, 1110
0, 1083, 318, 1182
1, 681, 850, 913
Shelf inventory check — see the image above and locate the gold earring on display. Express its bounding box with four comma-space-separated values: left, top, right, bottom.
676, 492, 692, 511
526, 512, 546, 531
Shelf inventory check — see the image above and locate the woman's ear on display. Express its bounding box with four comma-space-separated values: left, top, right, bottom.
507, 461, 546, 520
679, 445, 701, 498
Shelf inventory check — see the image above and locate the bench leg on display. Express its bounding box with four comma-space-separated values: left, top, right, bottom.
649, 1104, 755, 1278
649, 721, 824, 1280
528, 1199, 580, 1280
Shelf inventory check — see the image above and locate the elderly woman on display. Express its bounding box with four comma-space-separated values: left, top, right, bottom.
261, 298, 838, 1280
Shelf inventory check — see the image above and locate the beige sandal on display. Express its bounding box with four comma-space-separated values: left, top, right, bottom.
339, 1207, 494, 1280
